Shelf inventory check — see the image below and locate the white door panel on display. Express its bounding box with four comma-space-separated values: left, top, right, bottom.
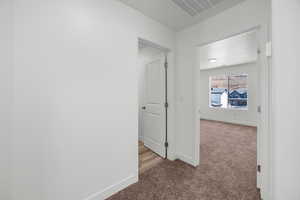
143, 57, 166, 158
145, 104, 161, 114
144, 113, 164, 156
146, 60, 164, 103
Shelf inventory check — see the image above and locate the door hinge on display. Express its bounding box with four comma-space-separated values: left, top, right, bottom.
164, 62, 168, 69
164, 142, 169, 148
257, 49, 261, 55
258, 165, 261, 173
164, 102, 169, 108
257, 188, 262, 200
257, 105, 262, 113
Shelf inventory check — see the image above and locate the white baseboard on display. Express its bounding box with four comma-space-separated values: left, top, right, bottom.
200, 117, 257, 127
84, 174, 138, 200
167, 150, 176, 161
176, 153, 198, 167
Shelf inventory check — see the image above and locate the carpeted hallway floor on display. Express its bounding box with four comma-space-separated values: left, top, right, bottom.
107, 120, 258, 200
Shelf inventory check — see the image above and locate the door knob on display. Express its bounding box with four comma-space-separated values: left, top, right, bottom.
142, 106, 146, 110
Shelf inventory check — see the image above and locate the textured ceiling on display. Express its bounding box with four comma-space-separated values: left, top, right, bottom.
171, 0, 225, 16
117, 0, 245, 30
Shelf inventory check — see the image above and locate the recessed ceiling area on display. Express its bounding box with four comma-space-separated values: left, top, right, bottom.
117, 0, 245, 31
198, 30, 258, 70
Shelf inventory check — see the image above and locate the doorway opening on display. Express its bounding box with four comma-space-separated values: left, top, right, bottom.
196, 28, 266, 198
137, 38, 170, 174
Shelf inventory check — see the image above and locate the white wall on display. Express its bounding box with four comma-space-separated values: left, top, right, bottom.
175, 0, 270, 197
11, 0, 175, 200
199, 63, 258, 126
272, 0, 300, 199
0, 0, 12, 199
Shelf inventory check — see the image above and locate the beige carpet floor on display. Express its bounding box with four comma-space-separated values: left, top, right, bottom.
107, 120, 258, 200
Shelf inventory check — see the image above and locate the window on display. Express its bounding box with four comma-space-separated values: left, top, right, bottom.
210, 74, 248, 110
210, 75, 228, 108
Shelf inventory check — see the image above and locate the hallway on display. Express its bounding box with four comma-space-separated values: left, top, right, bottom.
107, 120, 258, 200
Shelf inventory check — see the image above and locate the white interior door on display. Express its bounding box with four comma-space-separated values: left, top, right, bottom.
142, 56, 166, 158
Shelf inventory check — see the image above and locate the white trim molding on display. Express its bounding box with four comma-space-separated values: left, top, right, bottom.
200, 117, 257, 127
176, 153, 198, 167
84, 174, 138, 200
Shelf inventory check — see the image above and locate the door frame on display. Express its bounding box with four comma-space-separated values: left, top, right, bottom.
137, 38, 175, 161
193, 26, 271, 199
